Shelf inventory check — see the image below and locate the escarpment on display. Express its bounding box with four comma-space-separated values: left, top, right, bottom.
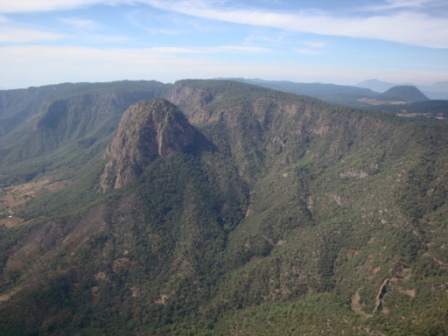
99, 98, 196, 191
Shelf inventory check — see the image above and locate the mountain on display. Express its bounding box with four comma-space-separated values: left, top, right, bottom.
357, 79, 448, 100
238, 79, 447, 118
235, 78, 377, 99
422, 80, 448, 100
100, 99, 197, 191
0, 81, 171, 139
0, 81, 171, 185
380, 85, 429, 103
429, 80, 448, 92
0, 80, 448, 335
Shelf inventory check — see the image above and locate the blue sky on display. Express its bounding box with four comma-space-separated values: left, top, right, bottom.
0, 0, 447, 89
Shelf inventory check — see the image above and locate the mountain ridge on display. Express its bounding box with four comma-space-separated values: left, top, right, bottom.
0, 79, 447, 335
357, 78, 448, 100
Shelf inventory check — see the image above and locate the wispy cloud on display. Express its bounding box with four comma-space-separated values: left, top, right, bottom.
150, 46, 205, 54
0, 0, 110, 13
139, 0, 448, 48
302, 41, 326, 48
2, 1, 447, 48
296, 41, 325, 56
218, 45, 269, 53
0, 15, 9, 22
0, 28, 63, 42
363, 0, 437, 11
86, 34, 134, 43
150, 45, 269, 54
58, 17, 133, 43
59, 17, 98, 30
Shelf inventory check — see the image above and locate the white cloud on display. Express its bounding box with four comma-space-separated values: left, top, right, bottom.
140, 0, 448, 48
2, 1, 447, 48
297, 41, 325, 55
146, 45, 268, 54
217, 45, 269, 53
0, 15, 9, 22
303, 42, 325, 48
59, 18, 133, 43
59, 17, 98, 29
0, 0, 115, 13
0, 28, 63, 42
150, 46, 205, 53
363, 0, 436, 11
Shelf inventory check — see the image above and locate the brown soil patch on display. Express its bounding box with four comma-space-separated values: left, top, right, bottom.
129, 286, 139, 298
113, 258, 131, 274
154, 294, 168, 305
94, 272, 110, 282
276, 240, 287, 246
367, 236, 376, 245
0, 179, 68, 227
91, 286, 100, 297
0, 286, 22, 304
397, 288, 416, 298
358, 98, 407, 106
0, 216, 22, 228
0, 292, 14, 303
351, 289, 373, 318
368, 266, 381, 280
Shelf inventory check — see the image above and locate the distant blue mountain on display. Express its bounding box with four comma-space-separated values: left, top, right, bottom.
357, 78, 448, 100
235, 78, 377, 99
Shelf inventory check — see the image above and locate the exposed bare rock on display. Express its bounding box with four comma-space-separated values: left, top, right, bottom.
100, 99, 196, 191
373, 278, 389, 314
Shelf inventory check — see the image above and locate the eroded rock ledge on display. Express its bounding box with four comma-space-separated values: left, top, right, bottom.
100, 99, 196, 191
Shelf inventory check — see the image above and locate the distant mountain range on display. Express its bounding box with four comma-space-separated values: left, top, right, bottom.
235, 78, 377, 99
231, 78, 447, 119
357, 78, 448, 100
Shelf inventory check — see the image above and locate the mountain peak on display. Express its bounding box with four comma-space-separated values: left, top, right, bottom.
99, 98, 196, 191
381, 85, 429, 102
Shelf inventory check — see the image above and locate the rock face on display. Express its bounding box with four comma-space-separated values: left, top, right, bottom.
100, 99, 196, 191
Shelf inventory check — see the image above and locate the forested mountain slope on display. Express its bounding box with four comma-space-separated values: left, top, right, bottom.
0, 80, 447, 335
0, 81, 170, 184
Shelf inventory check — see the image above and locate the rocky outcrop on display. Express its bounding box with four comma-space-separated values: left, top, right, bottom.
99, 99, 196, 191
373, 278, 389, 314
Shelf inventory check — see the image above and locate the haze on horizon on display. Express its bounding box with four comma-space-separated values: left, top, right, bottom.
0, 0, 447, 89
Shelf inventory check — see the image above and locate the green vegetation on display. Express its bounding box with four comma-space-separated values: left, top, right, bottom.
0, 79, 447, 335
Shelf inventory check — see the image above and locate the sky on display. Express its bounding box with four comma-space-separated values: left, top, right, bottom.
0, 0, 447, 89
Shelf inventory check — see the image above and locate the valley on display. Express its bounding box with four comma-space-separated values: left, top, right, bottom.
0, 79, 447, 335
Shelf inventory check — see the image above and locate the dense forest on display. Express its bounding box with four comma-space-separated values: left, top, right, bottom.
0, 79, 447, 335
